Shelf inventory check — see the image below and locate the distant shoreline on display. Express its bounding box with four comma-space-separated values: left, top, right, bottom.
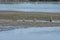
0, 2, 60, 4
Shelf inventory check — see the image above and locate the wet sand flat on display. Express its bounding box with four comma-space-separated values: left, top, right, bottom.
0, 11, 60, 26
0, 11, 60, 20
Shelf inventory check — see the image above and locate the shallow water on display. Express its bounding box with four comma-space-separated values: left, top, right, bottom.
0, 27, 60, 40
0, 3, 60, 13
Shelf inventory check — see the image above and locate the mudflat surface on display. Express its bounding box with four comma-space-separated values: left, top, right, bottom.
0, 11, 60, 20
0, 11, 60, 26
